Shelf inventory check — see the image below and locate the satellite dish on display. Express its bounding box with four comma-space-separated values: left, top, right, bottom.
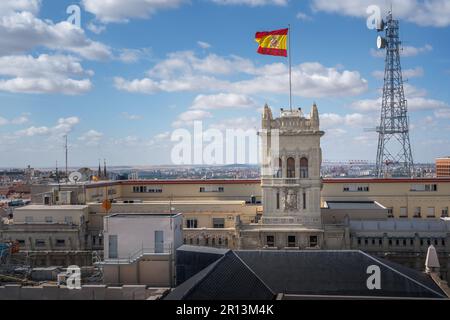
377, 36, 386, 49
68, 171, 83, 183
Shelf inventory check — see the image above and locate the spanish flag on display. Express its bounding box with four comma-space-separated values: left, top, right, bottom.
255, 28, 288, 57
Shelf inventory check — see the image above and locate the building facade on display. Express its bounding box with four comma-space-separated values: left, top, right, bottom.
436, 157, 450, 177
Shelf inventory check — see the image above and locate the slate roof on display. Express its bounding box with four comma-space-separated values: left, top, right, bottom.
166, 247, 447, 300
166, 251, 274, 300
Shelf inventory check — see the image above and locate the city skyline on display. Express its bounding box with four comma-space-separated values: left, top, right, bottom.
0, 0, 450, 167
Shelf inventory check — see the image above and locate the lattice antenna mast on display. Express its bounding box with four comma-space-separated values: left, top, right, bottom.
375, 11, 414, 178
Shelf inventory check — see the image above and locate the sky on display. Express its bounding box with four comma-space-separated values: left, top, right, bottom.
0, 0, 449, 168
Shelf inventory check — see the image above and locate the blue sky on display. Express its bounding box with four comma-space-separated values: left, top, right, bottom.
0, 0, 449, 167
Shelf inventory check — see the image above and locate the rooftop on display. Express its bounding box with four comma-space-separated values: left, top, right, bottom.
166, 246, 447, 300
324, 201, 386, 210
14, 205, 88, 211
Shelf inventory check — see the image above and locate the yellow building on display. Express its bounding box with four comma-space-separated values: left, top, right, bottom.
322, 178, 450, 219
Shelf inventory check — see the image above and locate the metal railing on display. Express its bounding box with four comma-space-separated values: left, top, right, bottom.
103, 244, 173, 265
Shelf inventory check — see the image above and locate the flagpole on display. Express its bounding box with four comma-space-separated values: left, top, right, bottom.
288, 24, 292, 111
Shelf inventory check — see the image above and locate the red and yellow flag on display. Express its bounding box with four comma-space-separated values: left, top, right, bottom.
255, 28, 288, 57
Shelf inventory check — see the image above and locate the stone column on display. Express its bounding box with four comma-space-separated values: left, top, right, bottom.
295, 155, 300, 179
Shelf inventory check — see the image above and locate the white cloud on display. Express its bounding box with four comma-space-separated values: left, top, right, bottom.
402, 45, 433, 57
0, 114, 30, 126
197, 41, 211, 49
0, 54, 93, 94
82, 0, 187, 23
372, 67, 424, 80
115, 51, 368, 98
209, 117, 259, 131
371, 45, 432, 58
117, 48, 151, 63
211, 0, 288, 6
172, 110, 213, 127
11, 114, 30, 125
78, 130, 104, 146
191, 93, 257, 110
0, 0, 40, 15
296, 12, 313, 21
16, 117, 80, 137
321, 113, 375, 129
86, 21, 106, 34
434, 109, 450, 119
351, 94, 449, 113
0, 11, 112, 60
311, 0, 450, 27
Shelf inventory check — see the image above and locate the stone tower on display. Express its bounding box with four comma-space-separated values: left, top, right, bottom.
239, 103, 325, 249
260, 103, 323, 227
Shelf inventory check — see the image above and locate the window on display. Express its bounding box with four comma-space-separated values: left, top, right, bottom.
287, 236, 296, 247
44, 216, 53, 223
55, 239, 65, 247
35, 239, 46, 247
414, 207, 421, 218
400, 207, 408, 218
17, 240, 25, 246
186, 219, 198, 229
300, 158, 309, 178
276, 193, 280, 210
25, 216, 34, 223
213, 218, 225, 228
266, 235, 275, 247
218, 238, 222, 246
309, 236, 318, 247
200, 186, 224, 193
287, 157, 296, 178
357, 238, 361, 245
303, 193, 306, 210
205, 238, 209, 246
387, 208, 394, 218
212, 238, 216, 246
343, 185, 369, 192
65, 216, 73, 224
427, 207, 435, 218
410, 184, 437, 192
442, 207, 449, 218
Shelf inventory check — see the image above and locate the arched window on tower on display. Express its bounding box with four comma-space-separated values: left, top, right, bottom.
287, 157, 295, 178
300, 157, 309, 178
